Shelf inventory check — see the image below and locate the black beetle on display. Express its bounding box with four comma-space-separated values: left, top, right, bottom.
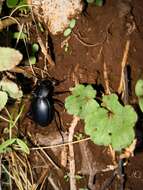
30, 79, 58, 126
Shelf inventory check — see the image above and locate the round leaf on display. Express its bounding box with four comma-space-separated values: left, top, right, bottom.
0, 79, 23, 99
32, 43, 39, 53
0, 91, 8, 111
28, 56, 36, 65
0, 47, 23, 71
69, 19, 76, 29
64, 28, 72, 37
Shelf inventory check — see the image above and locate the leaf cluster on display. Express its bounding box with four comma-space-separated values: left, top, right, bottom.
0, 47, 23, 111
64, 19, 76, 37
65, 84, 138, 151
0, 138, 29, 154
0, 106, 29, 154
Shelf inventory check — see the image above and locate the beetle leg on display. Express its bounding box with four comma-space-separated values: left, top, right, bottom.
54, 108, 65, 142
54, 90, 70, 95
53, 98, 64, 107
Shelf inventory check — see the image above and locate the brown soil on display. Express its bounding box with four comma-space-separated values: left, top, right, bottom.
1, 0, 143, 190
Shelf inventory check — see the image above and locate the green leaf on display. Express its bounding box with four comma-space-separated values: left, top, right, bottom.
102, 93, 123, 113
32, 43, 39, 53
71, 84, 85, 96
6, 0, 28, 11
123, 105, 138, 127
65, 95, 81, 116
81, 85, 96, 99
0, 47, 23, 71
65, 85, 97, 117
0, 91, 8, 111
139, 98, 143, 112
135, 79, 143, 97
6, 0, 19, 8
111, 125, 135, 151
85, 107, 111, 146
85, 95, 137, 151
0, 138, 16, 153
64, 28, 72, 37
135, 79, 143, 112
0, 79, 23, 99
65, 84, 137, 151
95, 0, 103, 6
69, 19, 76, 29
28, 56, 36, 65
80, 99, 99, 119
86, 0, 95, 3
16, 138, 30, 154
72, 84, 96, 98
13, 32, 27, 40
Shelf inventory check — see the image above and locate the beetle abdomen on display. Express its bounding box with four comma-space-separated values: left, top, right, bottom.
31, 98, 54, 126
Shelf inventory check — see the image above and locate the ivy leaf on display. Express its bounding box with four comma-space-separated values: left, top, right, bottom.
85, 107, 111, 146
71, 84, 85, 96
102, 93, 123, 113
111, 125, 135, 151
85, 95, 137, 151
0, 47, 22, 71
0, 91, 8, 111
65, 85, 97, 117
81, 85, 96, 99
65, 95, 81, 116
80, 99, 99, 119
16, 138, 30, 154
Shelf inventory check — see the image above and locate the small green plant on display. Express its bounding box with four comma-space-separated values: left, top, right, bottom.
64, 173, 84, 182
135, 79, 143, 112
0, 106, 29, 154
0, 47, 23, 111
74, 132, 84, 141
65, 84, 138, 151
64, 18, 76, 37
28, 43, 40, 65
6, 0, 28, 12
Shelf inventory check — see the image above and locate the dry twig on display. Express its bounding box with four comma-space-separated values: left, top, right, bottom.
68, 116, 80, 190
118, 40, 130, 94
